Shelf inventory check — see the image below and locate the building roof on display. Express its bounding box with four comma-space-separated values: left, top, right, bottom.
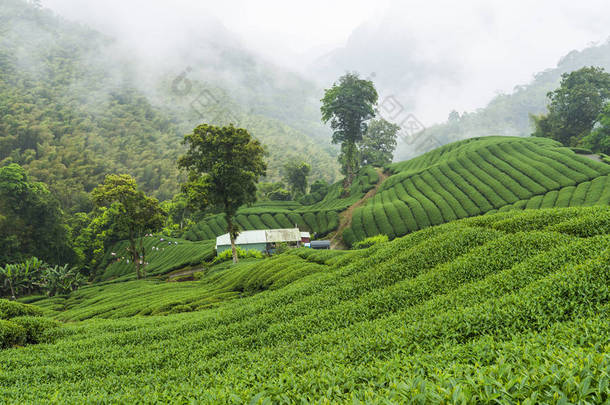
216, 228, 301, 248
300, 232, 311, 239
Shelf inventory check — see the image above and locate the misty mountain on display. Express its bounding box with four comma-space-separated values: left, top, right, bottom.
0, 0, 340, 210
393, 39, 610, 160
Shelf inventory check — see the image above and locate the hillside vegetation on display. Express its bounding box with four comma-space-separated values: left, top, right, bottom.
0, 0, 339, 209
185, 136, 610, 246
342, 136, 610, 245
3, 206, 610, 402
184, 165, 380, 240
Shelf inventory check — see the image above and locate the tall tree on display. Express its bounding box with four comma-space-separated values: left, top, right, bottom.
91, 174, 165, 279
283, 161, 311, 196
178, 124, 266, 264
359, 118, 400, 167
321, 73, 378, 193
532, 66, 610, 146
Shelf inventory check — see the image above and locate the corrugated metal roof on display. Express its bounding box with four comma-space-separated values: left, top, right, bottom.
300, 232, 310, 238
265, 228, 301, 243
216, 228, 301, 248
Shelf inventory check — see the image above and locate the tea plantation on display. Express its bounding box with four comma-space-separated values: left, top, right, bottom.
183, 137, 610, 247
184, 165, 379, 240
2, 206, 610, 403
342, 136, 610, 245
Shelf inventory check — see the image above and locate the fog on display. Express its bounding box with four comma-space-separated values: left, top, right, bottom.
41, 0, 610, 125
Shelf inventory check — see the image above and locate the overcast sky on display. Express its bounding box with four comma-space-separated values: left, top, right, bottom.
41, 0, 610, 123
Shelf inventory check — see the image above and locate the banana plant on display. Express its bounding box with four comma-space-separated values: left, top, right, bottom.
37, 264, 85, 296
0, 263, 18, 299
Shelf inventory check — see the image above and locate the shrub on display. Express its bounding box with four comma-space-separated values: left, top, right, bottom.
212, 248, 264, 265
10, 316, 60, 344
0, 299, 43, 319
570, 147, 593, 154
168, 305, 194, 314
0, 319, 26, 349
353, 234, 389, 249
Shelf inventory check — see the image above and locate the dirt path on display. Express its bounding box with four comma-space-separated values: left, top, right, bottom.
582, 154, 603, 163
330, 168, 390, 249
167, 267, 204, 281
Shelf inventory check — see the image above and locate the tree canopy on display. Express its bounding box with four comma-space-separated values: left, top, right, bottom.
532, 66, 610, 147
321, 73, 378, 192
91, 174, 166, 279
178, 124, 266, 263
283, 161, 311, 196
0, 164, 74, 266
359, 118, 400, 167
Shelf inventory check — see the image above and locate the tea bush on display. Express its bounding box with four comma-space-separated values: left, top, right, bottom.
345, 137, 610, 244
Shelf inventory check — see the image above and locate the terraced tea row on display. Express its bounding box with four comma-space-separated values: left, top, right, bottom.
343, 137, 610, 245
4, 206, 610, 402
184, 166, 379, 240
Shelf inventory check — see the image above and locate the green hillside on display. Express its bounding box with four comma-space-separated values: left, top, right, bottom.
343, 136, 610, 245
184, 165, 380, 240
185, 136, 610, 246
4, 206, 610, 402
0, 0, 339, 210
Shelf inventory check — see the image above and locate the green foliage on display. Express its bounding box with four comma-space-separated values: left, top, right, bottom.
212, 248, 264, 265
583, 103, 610, 154
359, 118, 400, 166
36, 264, 86, 297
3, 207, 610, 401
100, 237, 215, 281
10, 316, 60, 344
0, 299, 43, 319
346, 136, 610, 244
91, 174, 166, 279
257, 182, 292, 202
0, 164, 75, 266
179, 124, 266, 263
300, 179, 330, 205
0, 0, 340, 211
570, 147, 594, 154
0, 320, 25, 349
353, 234, 389, 249
0, 257, 46, 299
282, 161, 311, 196
533, 66, 610, 147
321, 73, 378, 190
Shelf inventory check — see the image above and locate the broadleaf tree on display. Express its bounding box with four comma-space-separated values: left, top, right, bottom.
359, 118, 400, 167
321, 73, 378, 194
283, 161, 311, 197
178, 124, 266, 264
91, 174, 166, 279
532, 66, 610, 146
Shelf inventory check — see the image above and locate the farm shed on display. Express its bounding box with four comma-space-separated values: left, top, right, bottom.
216, 228, 302, 254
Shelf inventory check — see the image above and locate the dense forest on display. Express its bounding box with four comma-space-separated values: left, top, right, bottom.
0, 0, 340, 213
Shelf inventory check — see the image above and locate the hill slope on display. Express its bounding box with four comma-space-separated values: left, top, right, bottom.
0, 0, 339, 208
342, 136, 610, 245
186, 136, 610, 246
4, 206, 610, 402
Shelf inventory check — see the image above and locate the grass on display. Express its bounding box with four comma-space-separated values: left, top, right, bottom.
2, 206, 610, 402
